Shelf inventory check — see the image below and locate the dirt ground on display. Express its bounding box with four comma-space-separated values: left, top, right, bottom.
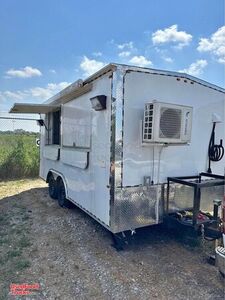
0, 179, 224, 300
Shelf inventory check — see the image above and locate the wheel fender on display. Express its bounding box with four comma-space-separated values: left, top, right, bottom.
46, 169, 68, 198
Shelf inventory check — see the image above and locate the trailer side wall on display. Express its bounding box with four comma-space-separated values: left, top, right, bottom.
40, 74, 112, 226
122, 71, 225, 186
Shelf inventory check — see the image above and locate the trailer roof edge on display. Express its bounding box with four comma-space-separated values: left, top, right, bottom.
44, 63, 224, 106
83, 63, 116, 84
111, 63, 225, 94
43, 64, 115, 106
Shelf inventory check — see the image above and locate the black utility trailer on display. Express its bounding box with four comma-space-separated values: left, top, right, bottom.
165, 172, 224, 239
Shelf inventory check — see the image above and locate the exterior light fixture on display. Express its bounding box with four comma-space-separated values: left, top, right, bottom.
90, 95, 107, 111
37, 119, 48, 130
37, 119, 45, 126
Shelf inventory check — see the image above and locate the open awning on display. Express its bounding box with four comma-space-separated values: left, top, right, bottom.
9, 103, 60, 114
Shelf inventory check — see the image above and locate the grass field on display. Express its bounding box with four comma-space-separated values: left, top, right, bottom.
0, 133, 40, 179
0, 197, 32, 300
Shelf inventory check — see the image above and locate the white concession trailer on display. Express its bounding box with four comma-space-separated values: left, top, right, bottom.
10, 64, 225, 245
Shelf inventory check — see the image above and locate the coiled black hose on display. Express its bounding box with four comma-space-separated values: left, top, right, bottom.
207, 122, 224, 173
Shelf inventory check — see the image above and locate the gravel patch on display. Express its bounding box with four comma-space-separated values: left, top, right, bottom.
0, 179, 224, 299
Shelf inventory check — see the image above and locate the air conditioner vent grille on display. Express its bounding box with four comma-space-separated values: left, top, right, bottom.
142, 101, 192, 144
143, 104, 154, 140
159, 107, 181, 139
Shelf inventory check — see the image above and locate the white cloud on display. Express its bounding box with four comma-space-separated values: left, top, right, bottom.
93, 52, 102, 57
197, 26, 225, 64
49, 69, 56, 74
152, 25, 192, 49
118, 51, 131, 58
118, 41, 134, 50
129, 56, 153, 67
179, 59, 208, 76
0, 92, 5, 103
5, 66, 42, 78
5, 91, 27, 100
163, 57, 173, 63
1, 91, 27, 101
0, 81, 71, 103
0, 90, 28, 103
29, 82, 70, 99
154, 47, 165, 54
154, 48, 174, 63
80, 56, 106, 77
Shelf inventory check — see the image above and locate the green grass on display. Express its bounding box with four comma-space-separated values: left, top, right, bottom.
0, 133, 40, 179
0, 215, 10, 226
14, 260, 31, 270
0, 205, 32, 298
18, 236, 32, 248
7, 249, 22, 259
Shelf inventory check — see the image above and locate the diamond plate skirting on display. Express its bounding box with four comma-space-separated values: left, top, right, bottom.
110, 185, 164, 233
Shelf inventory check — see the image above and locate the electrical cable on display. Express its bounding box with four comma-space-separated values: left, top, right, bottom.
152, 146, 155, 184
155, 145, 164, 224
207, 122, 224, 173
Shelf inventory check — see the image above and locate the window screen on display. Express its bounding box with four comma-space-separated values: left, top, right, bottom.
52, 111, 61, 144
45, 110, 61, 145
62, 105, 91, 149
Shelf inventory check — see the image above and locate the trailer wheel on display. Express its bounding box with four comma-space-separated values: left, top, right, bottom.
48, 175, 58, 199
58, 179, 71, 208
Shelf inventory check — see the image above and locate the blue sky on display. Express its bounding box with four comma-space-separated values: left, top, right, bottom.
0, 0, 224, 111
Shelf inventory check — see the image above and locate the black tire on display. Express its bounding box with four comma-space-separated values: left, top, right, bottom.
48, 175, 58, 199
58, 179, 71, 208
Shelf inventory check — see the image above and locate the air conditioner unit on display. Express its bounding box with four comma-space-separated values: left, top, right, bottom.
142, 101, 193, 144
